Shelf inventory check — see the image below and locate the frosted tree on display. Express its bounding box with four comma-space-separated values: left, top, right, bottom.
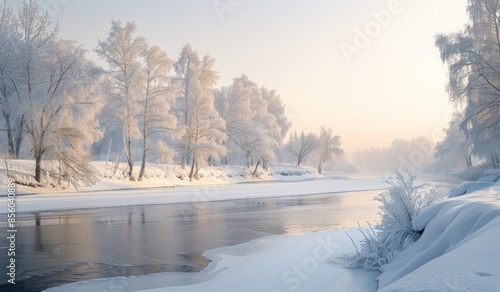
436, 0, 500, 166
0, 2, 18, 157
173, 44, 199, 167
8, 0, 105, 185
46, 46, 105, 187
261, 87, 291, 146
215, 75, 292, 173
218, 75, 258, 166
96, 21, 146, 180
317, 127, 343, 175
173, 45, 226, 180
260, 87, 291, 169
435, 112, 473, 168
1, 0, 60, 159
138, 45, 178, 181
217, 75, 282, 175
287, 130, 318, 166
248, 90, 281, 176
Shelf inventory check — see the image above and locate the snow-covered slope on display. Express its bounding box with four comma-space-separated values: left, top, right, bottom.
0, 160, 322, 194
449, 168, 500, 198
378, 184, 500, 291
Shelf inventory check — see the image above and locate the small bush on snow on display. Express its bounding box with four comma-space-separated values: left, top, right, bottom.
346, 172, 446, 269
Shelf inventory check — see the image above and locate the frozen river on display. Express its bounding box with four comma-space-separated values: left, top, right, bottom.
0, 189, 382, 291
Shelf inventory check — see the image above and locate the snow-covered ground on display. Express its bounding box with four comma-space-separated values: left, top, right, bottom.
0, 160, 323, 195
376, 174, 500, 291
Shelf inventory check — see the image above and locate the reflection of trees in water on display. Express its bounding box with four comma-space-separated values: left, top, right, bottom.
35, 213, 44, 252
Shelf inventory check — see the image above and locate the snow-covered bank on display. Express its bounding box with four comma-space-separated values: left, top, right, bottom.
45, 229, 379, 292
0, 177, 388, 214
377, 184, 500, 291
0, 160, 322, 194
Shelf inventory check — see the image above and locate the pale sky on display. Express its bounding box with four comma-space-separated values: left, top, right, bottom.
14, 0, 470, 153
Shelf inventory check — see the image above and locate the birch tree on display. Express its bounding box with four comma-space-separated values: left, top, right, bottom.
138, 45, 178, 181
216, 75, 290, 173
2, 1, 102, 186
0, 2, 18, 157
7, 0, 104, 185
174, 45, 226, 179
96, 21, 146, 180
173, 44, 198, 167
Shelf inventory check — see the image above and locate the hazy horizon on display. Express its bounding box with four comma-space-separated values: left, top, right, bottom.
7, 0, 470, 153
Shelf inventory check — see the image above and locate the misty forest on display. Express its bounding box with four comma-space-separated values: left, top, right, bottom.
0, 1, 349, 187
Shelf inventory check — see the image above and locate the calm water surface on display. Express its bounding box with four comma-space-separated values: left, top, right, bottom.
0, 189, 382, 291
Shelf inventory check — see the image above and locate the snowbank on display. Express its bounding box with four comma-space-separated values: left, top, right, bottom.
0, 160, 323, 194
45, 229, 379, 292
377, 185, 500, 291
449, 168, 500, 198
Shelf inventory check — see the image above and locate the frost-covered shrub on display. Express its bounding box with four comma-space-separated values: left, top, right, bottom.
346, 172, 446, 269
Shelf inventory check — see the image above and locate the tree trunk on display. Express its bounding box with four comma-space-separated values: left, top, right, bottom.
14, 116, 25, 158
2, 111, 15, 157
246, 151, 251, 168
139, 118, 148, 181
35, 151, 42, 183
189, 156, 196, 181
106, 139, 112, 166
464, 154, 472, 168
181, 148, 186, 169
317, 161, 323, 175
125, 136, 134, 181
128, 160, 134, 180
138, 148, 147, 182
252, 160, 260, 177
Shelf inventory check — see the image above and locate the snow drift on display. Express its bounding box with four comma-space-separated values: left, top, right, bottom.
377, 185, 500, 291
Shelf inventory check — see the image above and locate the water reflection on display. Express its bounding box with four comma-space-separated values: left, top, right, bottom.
0, 190, 381, 291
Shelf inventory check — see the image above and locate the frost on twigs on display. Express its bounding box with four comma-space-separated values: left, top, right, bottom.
345, 171, 446, 269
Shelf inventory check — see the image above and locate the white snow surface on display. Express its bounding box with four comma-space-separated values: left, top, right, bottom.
449, 168, 500, 198
0, 161, 323, 195
378, 184, 500, 291
45, 229, 380, 292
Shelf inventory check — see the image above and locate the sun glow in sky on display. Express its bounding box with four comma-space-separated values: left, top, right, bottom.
15, 0, 470, 153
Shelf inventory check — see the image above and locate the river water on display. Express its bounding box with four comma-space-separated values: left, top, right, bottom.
0, 189, 383, 291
